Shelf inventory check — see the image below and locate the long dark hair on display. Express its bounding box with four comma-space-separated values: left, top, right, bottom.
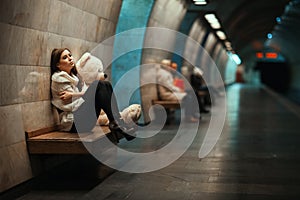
50, 48, 79, 76
50, 48, 83, 90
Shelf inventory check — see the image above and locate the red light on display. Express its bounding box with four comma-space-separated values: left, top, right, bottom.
265, 52, 278, 59
256, 52, 263, 58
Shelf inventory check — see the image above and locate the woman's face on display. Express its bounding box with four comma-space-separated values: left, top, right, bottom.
57, 49, 75, 74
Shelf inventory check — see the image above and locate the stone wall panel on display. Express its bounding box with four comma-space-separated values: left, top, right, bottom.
0, 0, 122, 192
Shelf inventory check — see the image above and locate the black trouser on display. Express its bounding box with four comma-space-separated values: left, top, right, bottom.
71, 80, 121, 133
182, 90, 199, 118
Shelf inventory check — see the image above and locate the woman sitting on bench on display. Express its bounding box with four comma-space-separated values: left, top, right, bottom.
50, 48, 135, 141
157, 59, 200, 123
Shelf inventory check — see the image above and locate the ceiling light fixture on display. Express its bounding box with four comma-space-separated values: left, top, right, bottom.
267, 33, 273, 39
204, 14, 221, 29
204, 13, 234, 53
193, 0, 207, 5
216, 31, 226, 40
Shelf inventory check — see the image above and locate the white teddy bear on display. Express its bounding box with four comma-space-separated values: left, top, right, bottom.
76, 52, 141, 125
76, 52, 107, 84
97, 104, 141, 126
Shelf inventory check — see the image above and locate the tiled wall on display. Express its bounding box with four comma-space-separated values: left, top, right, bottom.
0, 0, 121, 192
182, 18, 207, 76
140, 0, 188, 123
142, 0, 187, 62
187, 21, 230, 88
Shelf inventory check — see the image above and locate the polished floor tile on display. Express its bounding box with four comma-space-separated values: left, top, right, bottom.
11, 84, 300, 199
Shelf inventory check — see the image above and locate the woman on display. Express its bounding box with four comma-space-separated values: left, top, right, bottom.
50, 48, 135, 141
190, 67, 210, 113
157, 59, 199, 122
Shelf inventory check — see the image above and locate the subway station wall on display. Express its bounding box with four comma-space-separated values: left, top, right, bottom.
0, 0, 121, 192
0, 0, 238, 192
142, 0, 187, 61
183, 18, 207, 69
140, 0, 188, 123
111, 0, 154, 111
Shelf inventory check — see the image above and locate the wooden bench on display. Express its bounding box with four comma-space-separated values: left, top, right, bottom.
151, 91, 209, 109
25, 125, 115, 154
151, 100, 181, 124
151, 100, 181, 109
151, 91, 210, 123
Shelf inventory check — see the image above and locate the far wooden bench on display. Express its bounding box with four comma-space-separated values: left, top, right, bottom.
151, 100, 181, 124
151, 91, 209, 123
151, 91, 209, 109
151, 100, 181, 109
25, 125, 115, 154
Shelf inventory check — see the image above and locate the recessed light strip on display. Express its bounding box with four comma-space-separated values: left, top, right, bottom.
204, 13, 232, 51
193, 0, 207, 6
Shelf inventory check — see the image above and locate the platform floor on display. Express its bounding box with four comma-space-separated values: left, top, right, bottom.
9, 84, 300, 199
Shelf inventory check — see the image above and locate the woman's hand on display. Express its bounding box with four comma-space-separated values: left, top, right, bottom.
59, 90, 85, 102
59, 91, 73, 102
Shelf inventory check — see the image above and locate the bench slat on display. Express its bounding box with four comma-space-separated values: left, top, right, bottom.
152, 100, 181, 109
27, 141, 90, 154
26, 125, 62, 138
27, 126, 110, 142
26, 125, 112, 154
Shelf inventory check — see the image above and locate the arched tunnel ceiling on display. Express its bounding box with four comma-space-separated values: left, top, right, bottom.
187, 0, 291, 66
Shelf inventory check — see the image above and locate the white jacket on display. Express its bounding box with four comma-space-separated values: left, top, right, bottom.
156, 66, 186, 101
51, 71, 86, 131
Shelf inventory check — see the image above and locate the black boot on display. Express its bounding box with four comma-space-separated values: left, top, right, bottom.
109, 120, 136, 141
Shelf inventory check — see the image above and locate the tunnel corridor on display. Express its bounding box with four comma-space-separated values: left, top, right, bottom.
1, 0, 300, 198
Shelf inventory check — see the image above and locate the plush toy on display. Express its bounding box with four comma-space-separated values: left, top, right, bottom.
97, 104, 142, 126
76, 52, 141, 126
76, 52, 107, 84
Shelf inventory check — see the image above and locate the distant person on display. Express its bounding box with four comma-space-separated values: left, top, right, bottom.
156, 59, 199, 122
156, 59, 186, 101
190, 67, 210, 113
